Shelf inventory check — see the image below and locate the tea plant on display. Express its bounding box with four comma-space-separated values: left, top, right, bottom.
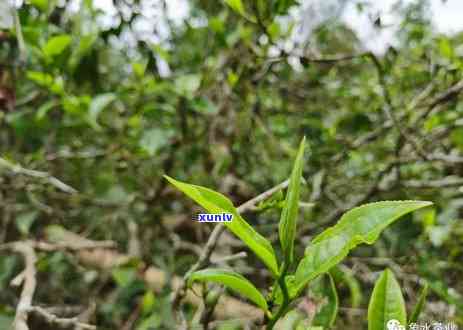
166, 138, 432, 329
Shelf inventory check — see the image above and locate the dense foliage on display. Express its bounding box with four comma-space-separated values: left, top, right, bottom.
1, 0, 462, 329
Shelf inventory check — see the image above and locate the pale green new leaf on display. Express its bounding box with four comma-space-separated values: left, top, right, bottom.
224, 0, 256, 22
279, 137, 305, 265
408, 282, 428, 324
294, 201, 432, 294
188, 268, 268, 311
87, 93, 116, 130
43, 35, 72, 58
164, 176, 279, 276
368, 269, 406, 330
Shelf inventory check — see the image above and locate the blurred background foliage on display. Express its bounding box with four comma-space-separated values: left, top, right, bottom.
0, 0, 462, 329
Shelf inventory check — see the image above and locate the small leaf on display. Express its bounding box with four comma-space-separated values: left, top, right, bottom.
164, 176, 279, 276
224, 0, 256, 22
279, 137, 305, 265
43, 34, 72, 58
36, 100, 57, 120
16, 211, 38, 235
87, 93, 116, 129
174, 74, 201, 97
140, 129, 170, 156
368, 269, 406, 330
408, 282, 428, 324
311, 273, 338, 328
294, 201, 432, 295
330, 265, 362, 308
188, 268, 268, 311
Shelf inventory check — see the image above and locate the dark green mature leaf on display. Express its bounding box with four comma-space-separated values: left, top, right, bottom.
368, 269, 406, 330
188, 268, 268, 311
408, 283, 428, 324
294, 201, 432, 294
164, 176, 279, 276
279, 137, 305, 265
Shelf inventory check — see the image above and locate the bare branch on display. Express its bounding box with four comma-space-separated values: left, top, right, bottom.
0, 157, 77, 194
28, 306, 96, 330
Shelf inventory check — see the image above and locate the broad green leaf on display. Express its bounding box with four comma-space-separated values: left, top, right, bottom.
43, 34, 72, 58
294, 201, 432, 294
279, 137, 305, 265
87, 93, 116, 129
311, 274, 338, 328
188, 268, 268, 311
164, 176, 279, 276
408, 282, 428, 324
368, 269, 406, 330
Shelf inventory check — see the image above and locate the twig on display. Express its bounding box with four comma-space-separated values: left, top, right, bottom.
210, 252, 247, 265
7, 242, 37, 330
28, 306, 96, 330
403, 176, 463, 188
0, 157, 77, 194
1, 241, 99, 330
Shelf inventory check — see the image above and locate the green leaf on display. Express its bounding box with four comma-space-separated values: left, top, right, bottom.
36, 100, 58, 120
174, 74, 201, 98
87, 93, 116, 129
164, 176, 279, 276
140, 129, 171, 156
330, 265, 362, 308
42, 34, 72, 58
188, 268, 268, 311
279, 137, 305, 265
224, 0, 256, 22
408, 282, 428, 324
311, 274, 338, 328
30, 0, 49, 12
368, 269, 406, 330
224, 0, 246, 18
278, 310, 305, 330
16, 211, 38, 235
294, 201, 432, 295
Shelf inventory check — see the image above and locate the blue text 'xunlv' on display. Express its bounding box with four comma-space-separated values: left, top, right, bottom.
196, 213, 233, 222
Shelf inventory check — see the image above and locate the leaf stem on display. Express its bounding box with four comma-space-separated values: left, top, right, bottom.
266, 263, 291, 329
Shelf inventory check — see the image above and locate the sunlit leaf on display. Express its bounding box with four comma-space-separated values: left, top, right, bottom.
43, 34, 72, 58
368, 269, 406, 330
188, 268, 268, 311
294, 201, 432, 295
279, 137, 305, 265
164, 176, 279, 276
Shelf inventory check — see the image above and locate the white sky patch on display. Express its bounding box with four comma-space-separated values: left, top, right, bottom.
86, 0, 463, 56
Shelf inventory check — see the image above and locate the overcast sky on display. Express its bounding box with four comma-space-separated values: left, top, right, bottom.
92, 0, 463, 54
